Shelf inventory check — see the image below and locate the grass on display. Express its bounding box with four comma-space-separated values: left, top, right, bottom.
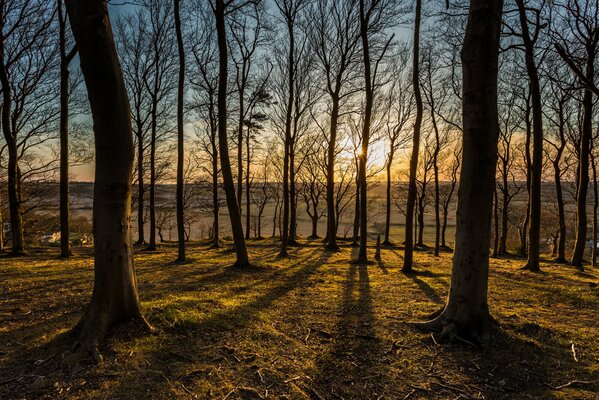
0, 239, 598, 399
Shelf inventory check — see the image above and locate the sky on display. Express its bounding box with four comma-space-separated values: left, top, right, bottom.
70, 2, 415, 182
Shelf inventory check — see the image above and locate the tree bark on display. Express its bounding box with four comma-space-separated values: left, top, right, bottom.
0, 30, 24, 255
326, 95, 341, 250
384, 150, 393, 245
571, 66, 594, 270
591, 151, 598, 268
174, 0, 185, 262
59, 0, 76, 258
414, 0, 502, 343
403, 0, 423, 272
516, 0, 543, 272
65, 0, 150, 353
215, 0, 250, 267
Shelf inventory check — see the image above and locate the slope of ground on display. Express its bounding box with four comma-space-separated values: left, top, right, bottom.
0, 240, 597, 399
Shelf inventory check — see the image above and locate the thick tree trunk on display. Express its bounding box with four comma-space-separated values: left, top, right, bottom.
65, 0, 150, 353
414, 0, 502, 343
174, 0, 185, 262
403, 0, 423, 272
215, 0, 250, 267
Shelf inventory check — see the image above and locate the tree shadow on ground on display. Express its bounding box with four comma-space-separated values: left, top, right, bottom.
312, 262, 390, 399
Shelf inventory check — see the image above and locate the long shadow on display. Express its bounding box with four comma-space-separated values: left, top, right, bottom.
404, 273, 443, 304
98, 247, 332, 399
312, 262, 389, 398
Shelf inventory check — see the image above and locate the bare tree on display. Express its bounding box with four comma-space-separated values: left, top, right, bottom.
65, 0, 151, 356
415, 0, 503, 342
213, 0, 250, 267
553, 0, 599, 270
0, 0, 56, 255
403, 0, 424, 272
309, 0, 361, 250
174, 0, 186, 262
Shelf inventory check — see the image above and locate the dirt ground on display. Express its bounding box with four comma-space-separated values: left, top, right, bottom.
0, 240, 598, 399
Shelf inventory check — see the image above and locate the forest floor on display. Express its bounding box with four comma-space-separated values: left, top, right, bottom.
0, 239, 598, 400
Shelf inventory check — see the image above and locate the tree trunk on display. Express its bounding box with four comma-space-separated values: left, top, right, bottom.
65, 0, 150, 353
245, 124, 251, 240
174, 0, 185, 262
59, 0, 74, 258
384, 152, 393, 245
403, 0, 423, 272
147, 94, 157, 250
0, 39, 24, 255
517, 0, 543, 272
352, 176, 360, 246
554, 157, 567, 262
279, 17, 295, 258
414, 0, 502, 343
571, 72, 594, 270
215, 0, 250, 267
592, 151, 598, 268
326, 95, 340, 250
136, 124, 146, 245
289, 148, 297, 244
492, 188, 499, 257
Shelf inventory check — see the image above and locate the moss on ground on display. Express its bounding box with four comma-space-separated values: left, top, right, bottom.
0, 240, 597, 399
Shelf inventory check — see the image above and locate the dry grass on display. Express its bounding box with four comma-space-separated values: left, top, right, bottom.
0, 239, 598, 399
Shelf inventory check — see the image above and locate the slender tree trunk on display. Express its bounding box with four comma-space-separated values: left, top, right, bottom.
0, 39, 24, 255
215, 0, 249, 267
403, 0, 423, 272
554, 157, 567, 262
289, 148, 297, 244
174, 0, 185, 262
416, 191, 425, 247
357, 0, 373, 264
136, 125, 145, 245
352, 183, 360, 246
65, 0, 150, 353
592, 151, 597, 268
147, 96, 157, 250
279, 18, 295, 258
272, 201, 278, 238
384, 151, 393, 245
492, 188, 499, 258
59, 0, 75, 258
414, 0, 502, 342
517, 0, 543, 272
245, 124, 251, 240
326, 96, 340, 250
498, 170, 509, 255
571, 75, 594, 270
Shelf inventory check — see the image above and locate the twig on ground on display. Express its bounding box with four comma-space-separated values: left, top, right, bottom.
553, 380, 597, 390
570, 341, 578, 362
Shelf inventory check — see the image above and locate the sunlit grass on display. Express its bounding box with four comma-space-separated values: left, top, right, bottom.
0, 240, 597, 399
